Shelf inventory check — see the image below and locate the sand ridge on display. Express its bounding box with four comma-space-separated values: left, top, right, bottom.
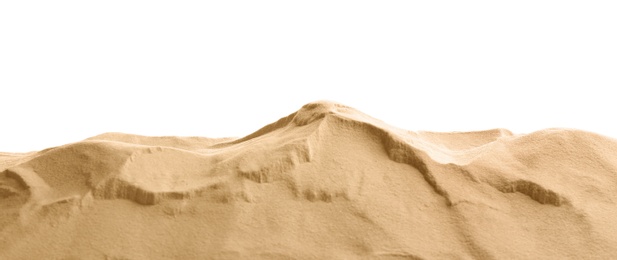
1, 101, 617, 259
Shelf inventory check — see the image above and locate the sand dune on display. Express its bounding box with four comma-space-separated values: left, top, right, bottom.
2, 101, 617, 259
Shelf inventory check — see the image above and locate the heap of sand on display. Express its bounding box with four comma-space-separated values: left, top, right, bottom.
2, 101, 617, 259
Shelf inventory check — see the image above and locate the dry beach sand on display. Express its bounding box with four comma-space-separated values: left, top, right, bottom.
1, 101, 617, 259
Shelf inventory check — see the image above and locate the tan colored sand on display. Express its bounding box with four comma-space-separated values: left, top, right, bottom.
2, 101, 617, 259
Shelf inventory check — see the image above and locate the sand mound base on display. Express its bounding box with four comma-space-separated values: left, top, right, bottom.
2, 101, 617, 259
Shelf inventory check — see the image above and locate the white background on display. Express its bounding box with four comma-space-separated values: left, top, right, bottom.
1, 1, 616, 152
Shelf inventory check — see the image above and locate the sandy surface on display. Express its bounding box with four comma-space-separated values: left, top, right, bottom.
2, 101, 617, 259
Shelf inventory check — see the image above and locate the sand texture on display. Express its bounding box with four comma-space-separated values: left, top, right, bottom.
2, 101, 617, 259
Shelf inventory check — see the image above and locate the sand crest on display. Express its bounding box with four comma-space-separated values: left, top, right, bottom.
1, 101, 617, 259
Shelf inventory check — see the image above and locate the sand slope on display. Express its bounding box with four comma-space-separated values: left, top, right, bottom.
1, 101, 617, 259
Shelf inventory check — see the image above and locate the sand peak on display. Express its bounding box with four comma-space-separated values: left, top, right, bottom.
292, 100, 354, 126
